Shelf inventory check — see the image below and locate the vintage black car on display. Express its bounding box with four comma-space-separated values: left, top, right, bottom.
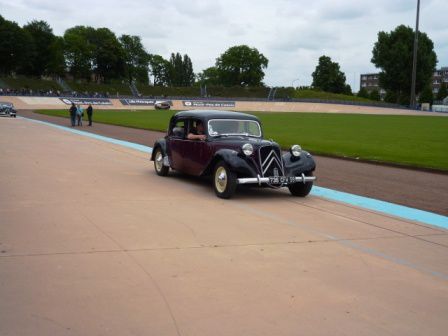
0, 102, 16, 118
151, 110, 316, 198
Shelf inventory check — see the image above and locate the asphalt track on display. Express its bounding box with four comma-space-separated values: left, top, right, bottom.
1, 117, 448, 335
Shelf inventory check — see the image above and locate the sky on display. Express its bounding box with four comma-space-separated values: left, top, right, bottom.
1, 0, 447, 91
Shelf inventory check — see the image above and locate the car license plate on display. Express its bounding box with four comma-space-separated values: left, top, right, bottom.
268, 176, 296, 184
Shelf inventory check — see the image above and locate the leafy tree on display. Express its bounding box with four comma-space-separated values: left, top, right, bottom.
357, 87, 369, 98
419, 85, 433, 104
47, 36, 66, 77
182, 54, 195, 86
343, 84, 353, 95
90, 28, 125, 82
369, 89, 381, 101
215, 45, 268, 86
311, 55, 347, 93
64, 26, 95, 80
436, 82, 448, 101
23, 20, 58, 77
197, 66, 220, 86
148, 54, 171, 86
0, 15, 33, 75
371, 25, 437, 105
169, 52, 183, 86
119, 34, 150, 84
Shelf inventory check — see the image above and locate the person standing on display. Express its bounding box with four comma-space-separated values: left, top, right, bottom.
86, 104, 93, 126
69, 103, 76, 127
76, 104, 83, 126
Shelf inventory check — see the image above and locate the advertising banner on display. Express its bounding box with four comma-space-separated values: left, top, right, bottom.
60, 98, 112, 105
182, 100, 235, 108
120, 99, 173, 106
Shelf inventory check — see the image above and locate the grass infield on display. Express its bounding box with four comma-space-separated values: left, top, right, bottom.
35, 109, 448, 171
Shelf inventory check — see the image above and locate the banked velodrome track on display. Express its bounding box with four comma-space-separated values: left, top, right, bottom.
1, 114, 447, 335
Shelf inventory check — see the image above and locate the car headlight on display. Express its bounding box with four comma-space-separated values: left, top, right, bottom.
291, 144, 302, 157
242, 143, 253, 156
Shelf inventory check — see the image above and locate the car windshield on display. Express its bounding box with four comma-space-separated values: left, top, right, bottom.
208, 119, 261, 137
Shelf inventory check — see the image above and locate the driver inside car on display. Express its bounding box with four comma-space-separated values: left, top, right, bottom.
187, 120, 207, 141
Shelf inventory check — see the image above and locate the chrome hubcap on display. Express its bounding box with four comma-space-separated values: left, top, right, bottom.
215, 167, 227, 193
155, 152, 163, 171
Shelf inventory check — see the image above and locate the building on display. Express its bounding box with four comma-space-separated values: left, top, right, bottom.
360, 66, 448, 96
432, 67, 448, 94
359, 73, 385, 98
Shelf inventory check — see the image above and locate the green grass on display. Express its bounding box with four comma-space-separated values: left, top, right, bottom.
1, 76, 62, 91
35, 109, 448, 170
291, 89, 374, 103
66, 80, 132, 96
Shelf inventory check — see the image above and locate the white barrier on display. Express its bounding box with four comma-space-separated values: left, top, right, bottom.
432, 105, 448, 113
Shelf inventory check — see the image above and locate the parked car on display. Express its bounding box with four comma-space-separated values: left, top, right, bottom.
0, 102, 16, 118
151, 110, 316, 198
154, 101, 171, 110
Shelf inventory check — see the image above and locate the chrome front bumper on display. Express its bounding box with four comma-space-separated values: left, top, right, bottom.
237, 173, 316, 185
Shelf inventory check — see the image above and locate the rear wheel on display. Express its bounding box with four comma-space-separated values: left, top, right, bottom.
288, 172, 313, 197
213, 161, 237, 199
154, 148, 169, 176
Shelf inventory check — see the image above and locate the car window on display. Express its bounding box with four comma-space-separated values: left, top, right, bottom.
170, 119, 185, 138
208, 119, 261, 137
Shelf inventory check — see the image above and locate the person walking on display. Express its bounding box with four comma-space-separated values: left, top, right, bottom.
86, 104, 93, 126
76, 104, 83, 126
69, 103, 76, 127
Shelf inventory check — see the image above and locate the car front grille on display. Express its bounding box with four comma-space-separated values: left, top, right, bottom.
258, 145, 284, 177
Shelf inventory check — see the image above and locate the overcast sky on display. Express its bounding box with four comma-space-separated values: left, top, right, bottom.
1, 0, 447, 90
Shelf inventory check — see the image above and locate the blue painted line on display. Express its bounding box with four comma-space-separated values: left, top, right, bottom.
19, 116, 152, 153
311, 186, 448, 229
20, 116, 448, 230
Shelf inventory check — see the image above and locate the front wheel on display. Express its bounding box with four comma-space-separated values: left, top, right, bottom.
288, 172, 313, 197
213, 161, 237, 199
153, 148, 169, 176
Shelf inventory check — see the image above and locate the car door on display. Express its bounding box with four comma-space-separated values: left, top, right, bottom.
167, 118, 187, 171
179, 118, 210, 176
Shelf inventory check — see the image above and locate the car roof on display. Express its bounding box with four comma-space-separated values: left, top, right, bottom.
173, 110, 260, 121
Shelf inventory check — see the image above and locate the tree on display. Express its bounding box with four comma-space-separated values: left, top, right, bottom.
436, 82, 448, 101
371, 25, 437, 105
215, 45, 268, 86
0, 15, 33, 75
311, 55, 347, 93
197, 66, 220, 86
169, 52, 183, 86
119, 34, 150, 84
357, 87, 369, 98
182, 54, 195, 86
23, 20, 58, 77
64, 26, 96, 80
419, 85, 433, 105
90, 28, 125, 82
369, 89, 381, 101
47, 36, 66, 77
148, 54, 171, 86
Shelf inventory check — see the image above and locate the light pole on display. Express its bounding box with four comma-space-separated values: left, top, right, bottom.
410, 0, 420, 109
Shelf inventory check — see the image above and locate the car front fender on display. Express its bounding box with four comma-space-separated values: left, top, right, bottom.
203, 149, 258, 177
150, 138, 167, 161
282, 151, 316, 176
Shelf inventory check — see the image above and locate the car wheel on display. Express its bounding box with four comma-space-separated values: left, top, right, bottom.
288, 172, 313, 197
154, 148, 169, 176
213, 161, 237, 199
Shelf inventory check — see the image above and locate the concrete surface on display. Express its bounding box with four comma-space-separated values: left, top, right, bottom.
1, 117, 447, 336
18, 110, 448, 216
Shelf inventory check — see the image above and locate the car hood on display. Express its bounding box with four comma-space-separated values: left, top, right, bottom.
208, 136, 280, 148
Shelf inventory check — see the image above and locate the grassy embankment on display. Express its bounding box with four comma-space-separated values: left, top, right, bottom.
35, 109, 448, 171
